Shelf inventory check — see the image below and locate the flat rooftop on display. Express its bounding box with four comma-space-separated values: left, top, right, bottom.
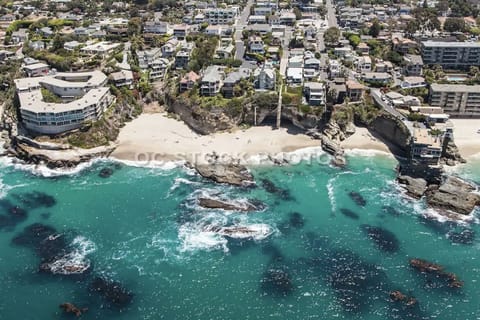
413, 128, 442, 149
15, 71, 110, 114
18, 87, 110, 114
430, 83, 480, 93
422, 41, 480, 48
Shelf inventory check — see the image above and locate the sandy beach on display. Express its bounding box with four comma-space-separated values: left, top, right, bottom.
449, 119, 480, 159
111, 113, 480, 164
340, 126, 393, 154
111, 113, 321, 164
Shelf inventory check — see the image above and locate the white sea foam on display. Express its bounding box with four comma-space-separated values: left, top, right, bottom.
0, 156, 104, 177
344, 148, 396, 158
42, 235, 96, 275
212, 223, 274, 240
178, 224, 229, 253
412, 199, 479, 225
246, 147, 326, 166
111, 158, 186, 170
168, 177, 201, 194
326, 177, 337, 212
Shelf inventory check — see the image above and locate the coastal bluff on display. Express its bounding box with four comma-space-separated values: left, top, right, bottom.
8, 136, 116, 168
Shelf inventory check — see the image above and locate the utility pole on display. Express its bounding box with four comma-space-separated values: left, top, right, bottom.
276, 83, 283, 129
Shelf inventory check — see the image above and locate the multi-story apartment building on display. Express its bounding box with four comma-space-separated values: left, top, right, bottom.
14, 71, 114, 134
421, 41, 480, 70
429, 83, 480, 117
204, 7, 239, 25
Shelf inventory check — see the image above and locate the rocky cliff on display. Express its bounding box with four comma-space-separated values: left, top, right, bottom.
169, 96, 242, 135
369, 112, 411, 156
441, 137, 466, 166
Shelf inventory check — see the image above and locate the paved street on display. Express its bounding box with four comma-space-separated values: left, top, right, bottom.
325, 0, 338, 28
279, 28, 293, 78
234, 0, 254, 61
316, 0, 338, 53
371, 89, 415, 134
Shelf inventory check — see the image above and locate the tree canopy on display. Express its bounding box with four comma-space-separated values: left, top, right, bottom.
324, 27, 341, 46
369, 19, 381, 37
443, 17, 467, 33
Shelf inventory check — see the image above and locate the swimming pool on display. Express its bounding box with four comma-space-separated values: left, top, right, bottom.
446, 75, 468, 82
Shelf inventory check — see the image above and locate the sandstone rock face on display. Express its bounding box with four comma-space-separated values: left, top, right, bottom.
323, 120, 346, 141
370, 112, 410, 156
397, 175, 428, 199
169, 96, 241, 135
426, 176, 480, 215
321, 135, 343, 155
195, 162, 254, 186
441, 137, 466, 166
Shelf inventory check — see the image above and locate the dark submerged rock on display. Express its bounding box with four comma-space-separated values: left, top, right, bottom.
278, 212, 305, 235
339, 208, 359, 220
288, 212, 305, 229
447, 228, 475, 245
260, 268, 294, 297
322, 249, 388, 313
260, 178, 294, 201
12, 223, 60, 249
13, 191, 56, 208
0, 200, 28, 230
348, 191, 366, 207
88, 277, 133, 308
361, 224, 400, 253
98, 167, 114, 178
261, 244, 285, 263
12, 223, 92, 276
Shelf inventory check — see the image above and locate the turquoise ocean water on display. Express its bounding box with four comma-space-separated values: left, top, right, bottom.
0, 151, 479, 320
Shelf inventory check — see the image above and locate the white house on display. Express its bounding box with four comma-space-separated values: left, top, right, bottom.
254, 66, 276, 90
248, 36, 265, 54
14, 71, 114, 134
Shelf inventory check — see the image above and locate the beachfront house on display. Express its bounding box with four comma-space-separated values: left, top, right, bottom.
304, 82, 326, 106
411, 128, 443, 165
222, 68, 251, 98
200, 65, 225, 96
179, 71, 200, 92
253, 66, 276, 91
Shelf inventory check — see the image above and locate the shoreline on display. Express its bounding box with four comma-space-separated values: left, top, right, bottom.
449, 119, 480, 158
2, 114, 479, 173
110, 113, 322, 165
110, 113, 480, 164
